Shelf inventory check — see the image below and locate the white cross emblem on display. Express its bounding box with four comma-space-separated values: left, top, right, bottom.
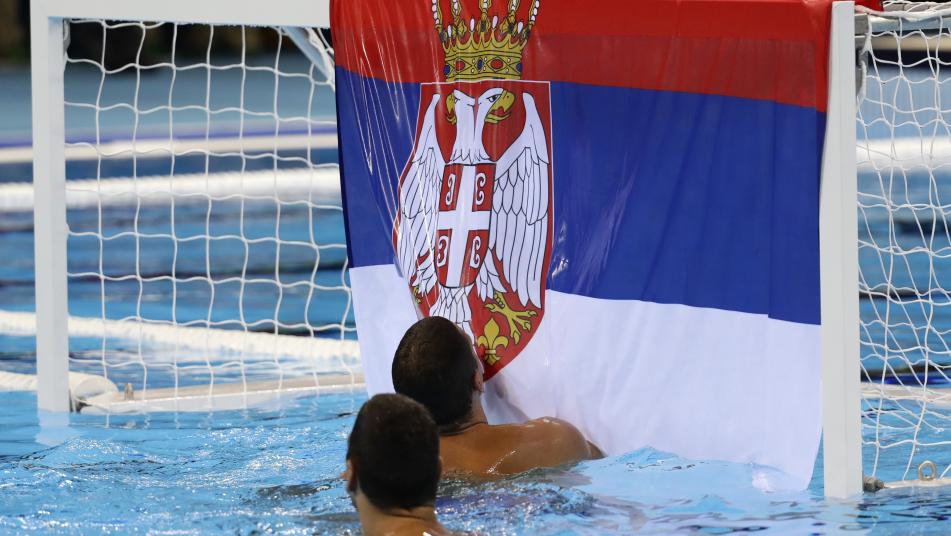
435, 165, 491, 288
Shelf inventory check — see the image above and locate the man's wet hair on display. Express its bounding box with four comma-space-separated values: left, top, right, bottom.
392, 316, 478, 428
346, 393, 440, 511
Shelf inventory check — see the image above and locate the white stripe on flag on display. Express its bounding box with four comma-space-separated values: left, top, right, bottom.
349, 264, 820, 491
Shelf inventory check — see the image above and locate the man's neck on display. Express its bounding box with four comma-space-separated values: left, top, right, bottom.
440, 398, 490, 436
465, 396, 489, 426
355, 493, 444, 536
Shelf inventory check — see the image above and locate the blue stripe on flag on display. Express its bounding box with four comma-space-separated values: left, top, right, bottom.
336, 68, 822, 325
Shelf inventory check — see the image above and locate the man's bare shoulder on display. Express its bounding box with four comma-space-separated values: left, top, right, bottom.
525, 416, 579, 430
528, 418, 604, 458
439, 418, 601, 478
523, 417, 589, 447
487, 418, 597, 474
376, 519, 453, 536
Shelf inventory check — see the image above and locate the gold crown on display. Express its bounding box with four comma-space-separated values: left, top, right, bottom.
432, 0, 539, 82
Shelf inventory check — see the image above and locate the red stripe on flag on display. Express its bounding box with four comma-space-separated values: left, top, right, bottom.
332, 0, 840, 111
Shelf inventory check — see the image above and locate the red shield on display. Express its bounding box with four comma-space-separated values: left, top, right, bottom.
394, 80, 554, 379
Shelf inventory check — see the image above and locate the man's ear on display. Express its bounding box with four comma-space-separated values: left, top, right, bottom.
346, 459, 358, 493
473, 366, 485, 394
342, 459, 353, 481
472, 350, 486, 394
437, 456, 444, 478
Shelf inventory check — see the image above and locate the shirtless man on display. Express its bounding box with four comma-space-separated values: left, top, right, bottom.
345, 393, 451, 536
392, 316, 602, 478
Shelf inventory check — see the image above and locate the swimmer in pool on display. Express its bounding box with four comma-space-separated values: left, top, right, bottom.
392, 316, 603, 479
345, 393, 451, 536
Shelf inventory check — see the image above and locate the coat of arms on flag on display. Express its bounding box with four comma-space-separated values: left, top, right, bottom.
393, 0, 553, 378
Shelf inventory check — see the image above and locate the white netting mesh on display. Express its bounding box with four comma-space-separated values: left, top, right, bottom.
857, 2, 951, 481
59, 20, 359, 406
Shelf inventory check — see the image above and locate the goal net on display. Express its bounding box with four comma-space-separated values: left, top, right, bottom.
22, 18, 361, 412
18, 1, 947, 493
857, 1, 951, 483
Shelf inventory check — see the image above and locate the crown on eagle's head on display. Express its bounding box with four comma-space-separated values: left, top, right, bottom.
432, 0, 539, 82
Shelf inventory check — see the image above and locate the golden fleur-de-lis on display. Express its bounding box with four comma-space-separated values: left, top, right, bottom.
476, 317, 508, 366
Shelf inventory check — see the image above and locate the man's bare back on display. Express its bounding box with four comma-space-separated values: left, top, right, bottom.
439, 418, 601, 478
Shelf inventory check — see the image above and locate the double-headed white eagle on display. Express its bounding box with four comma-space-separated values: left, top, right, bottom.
396, 86, 550, 334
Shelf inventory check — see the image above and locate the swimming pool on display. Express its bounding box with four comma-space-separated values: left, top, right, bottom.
3, 54, 951, 533
4, 192, 950, 534
1, 382, 950, 534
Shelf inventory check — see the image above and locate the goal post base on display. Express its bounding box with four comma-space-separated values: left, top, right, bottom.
2, 369, 364, 413
78, 373, 365, 414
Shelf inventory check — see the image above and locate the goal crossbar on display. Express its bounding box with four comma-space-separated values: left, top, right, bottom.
31, 0, 330, 28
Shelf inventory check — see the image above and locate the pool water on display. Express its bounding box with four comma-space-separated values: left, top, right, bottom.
0, 390, 359, 534
1, 385, 950, 535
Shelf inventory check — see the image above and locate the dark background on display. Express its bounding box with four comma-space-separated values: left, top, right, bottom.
0, 0, 303, 65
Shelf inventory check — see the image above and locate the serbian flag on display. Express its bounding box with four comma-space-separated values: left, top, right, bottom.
333, 0, 842, 489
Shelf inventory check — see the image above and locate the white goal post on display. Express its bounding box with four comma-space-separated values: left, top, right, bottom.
820, 0, 863, 499
29, 0, 343, 413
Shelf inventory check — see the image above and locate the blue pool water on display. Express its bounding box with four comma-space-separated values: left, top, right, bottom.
1, 387, 950, 535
